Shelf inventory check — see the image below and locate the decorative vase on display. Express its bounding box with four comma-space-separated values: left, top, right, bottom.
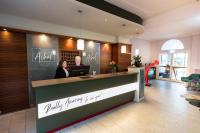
135, 62, 141, 67
75, 56, 81, 66
112, 67, 117, 73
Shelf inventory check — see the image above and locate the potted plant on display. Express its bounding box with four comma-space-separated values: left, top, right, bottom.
133, 55, 142, 67
108, 61, 118, 73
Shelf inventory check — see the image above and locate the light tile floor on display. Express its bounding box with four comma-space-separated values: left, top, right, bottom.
1, 80, 200, 133
0, 108, 36, 133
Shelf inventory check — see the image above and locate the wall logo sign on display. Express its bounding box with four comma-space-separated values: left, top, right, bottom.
86, 53, 98, 64
38, 83, 138, 119
32, 48, 56, 63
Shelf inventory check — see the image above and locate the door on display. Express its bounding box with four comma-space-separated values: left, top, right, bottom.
159, 53, 171, 80
158, 52, 188, 81
0, 31, 29, 114
171, 53, 188, 81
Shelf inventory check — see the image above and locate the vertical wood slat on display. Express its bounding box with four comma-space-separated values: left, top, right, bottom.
100, 43, 112, 73
112, 43, 132, 72
0, 31, 29, 114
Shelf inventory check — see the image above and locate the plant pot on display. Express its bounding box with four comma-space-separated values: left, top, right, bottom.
112, 67, 117, 73
135, 62, 141, 67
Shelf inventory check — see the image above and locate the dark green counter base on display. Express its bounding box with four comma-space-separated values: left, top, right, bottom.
48, 92, 135, 133
35, 73, 137, 133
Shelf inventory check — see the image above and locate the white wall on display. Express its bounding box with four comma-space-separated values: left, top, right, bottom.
191, 35, 200, 69
131, 38, 152, 64
0, 13, 117, 43
117, 36, 132, 44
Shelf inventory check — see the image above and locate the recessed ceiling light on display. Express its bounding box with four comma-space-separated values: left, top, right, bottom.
78, 10, 83, 13
104, 18, 108, 22
122, 24, 126, 27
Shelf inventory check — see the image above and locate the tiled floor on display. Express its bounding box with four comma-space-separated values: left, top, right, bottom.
1, 80, 200, 133
0, 108, 36, 133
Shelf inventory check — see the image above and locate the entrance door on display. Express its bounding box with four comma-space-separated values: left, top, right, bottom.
171, 53, 188, 81
159, 52, 188, 81
159, 53, 171, 80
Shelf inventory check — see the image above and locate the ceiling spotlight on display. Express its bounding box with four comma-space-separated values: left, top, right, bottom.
104, 18, 108, 22
78, 10, 83, 13
122, 24, 126, 27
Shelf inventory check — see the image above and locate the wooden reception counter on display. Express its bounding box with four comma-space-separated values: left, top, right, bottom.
32, 72, 139, 133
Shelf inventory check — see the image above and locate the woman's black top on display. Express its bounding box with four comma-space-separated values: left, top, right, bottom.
55, 67, 67, 79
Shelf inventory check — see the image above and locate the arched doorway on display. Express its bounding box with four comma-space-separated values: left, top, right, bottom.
159, 39, 188, 81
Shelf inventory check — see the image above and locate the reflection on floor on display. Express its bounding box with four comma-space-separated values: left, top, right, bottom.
0, 80, 200, 133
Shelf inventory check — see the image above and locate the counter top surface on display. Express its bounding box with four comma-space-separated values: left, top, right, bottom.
32, 72, 138, 88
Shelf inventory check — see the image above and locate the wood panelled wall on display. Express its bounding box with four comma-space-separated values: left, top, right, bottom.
100, 43, 132, 73
59, 37, 132, 73
59, 37, 77, 51
112, 43, 132, 72
100, 43, 112, 73
0, 31, 29, 114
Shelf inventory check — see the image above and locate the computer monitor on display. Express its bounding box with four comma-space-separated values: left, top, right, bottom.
69, 65, 90, 77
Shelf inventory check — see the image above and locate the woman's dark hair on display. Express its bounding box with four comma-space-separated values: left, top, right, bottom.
58, 60, 67, 68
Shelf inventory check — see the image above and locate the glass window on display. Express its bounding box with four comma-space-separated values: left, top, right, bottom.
159, 54, 169, 66
159, 39, 188, 81
173, 53, 188, 67
161, 39, 184, 51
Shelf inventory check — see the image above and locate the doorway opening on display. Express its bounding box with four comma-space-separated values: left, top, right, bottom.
158, 39, 188, 81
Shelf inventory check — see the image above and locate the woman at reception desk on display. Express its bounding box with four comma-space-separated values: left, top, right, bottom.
55, 57, 90, 78
32, 66, 140, 133
55, 60, 69, 79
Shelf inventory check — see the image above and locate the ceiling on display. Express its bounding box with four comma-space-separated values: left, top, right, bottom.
0, 0, 144, 36
105, 0, 196, 19
138, 1, 200, 40
0, 0, 200, 40
106, 0, 200, 40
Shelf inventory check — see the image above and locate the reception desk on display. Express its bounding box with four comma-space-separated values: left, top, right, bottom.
32, 72, 139, 133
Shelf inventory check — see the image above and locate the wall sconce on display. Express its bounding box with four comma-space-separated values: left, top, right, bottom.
77, 39, 84, 50
135, 49, 139, 55
121, 45, 126, 54
52, 50, 56, 55
82, 52, 86, 56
